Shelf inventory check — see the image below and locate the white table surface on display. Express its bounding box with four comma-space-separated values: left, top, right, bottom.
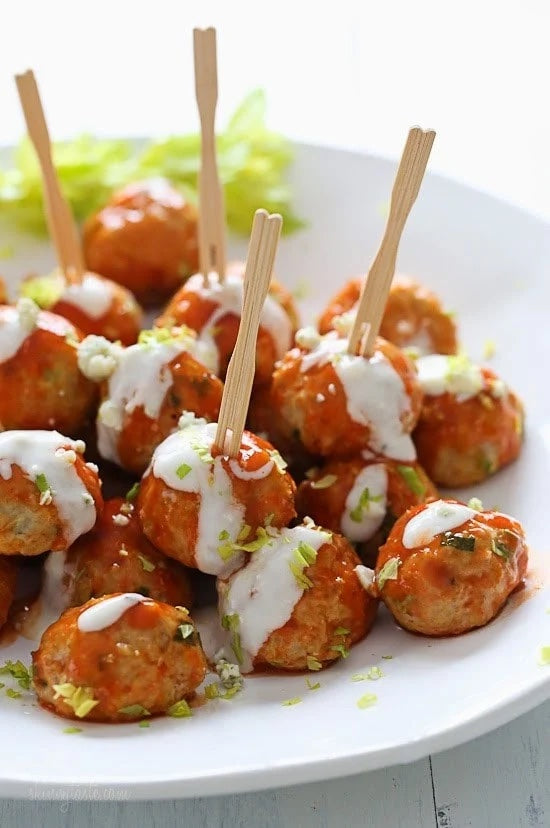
1, 1, 549, 825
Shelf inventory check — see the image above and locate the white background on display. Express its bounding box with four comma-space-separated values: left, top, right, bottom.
1, 0, 550, 217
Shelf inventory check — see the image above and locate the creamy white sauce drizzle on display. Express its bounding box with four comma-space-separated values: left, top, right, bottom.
0, 430, 97, 546
77, 593, 149, 632
60, 272, 114, 319
217, 524, 331, 672
183, 267, 293, 374
341, 463, 388, 542
355, 564, 375, 592
27, 551, 75, 639
402, 500, 476, 549
147, 419, 248, 576
0, 304, 37, 363
299, 332, 416, 461
416, 354, 483, 401
96, 334, 217, 465
402, 327, 433, 355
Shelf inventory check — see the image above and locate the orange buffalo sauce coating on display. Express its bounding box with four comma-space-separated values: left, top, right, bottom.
32, 597, 207, 722
376, 501, 528, 636
68, 498, 193, 608
137, 430, 296, 572
73, 454, 104, 515
83, 179, 199, 305
123, 599, 163, 630
111, 352, 223, 476
255, 535, 377, 671
414, 367, 524, 487
297, 458, 438, 565
318, 275, 457, 355
222, 434, 296, 519
247, 382, 317, 479
270, 336, 422, 459
0, 308, 96, 434
52, 279, 143, 346
156, 267, 299, 387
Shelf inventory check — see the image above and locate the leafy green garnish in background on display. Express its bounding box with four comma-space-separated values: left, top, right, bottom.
0, 90, 303, 237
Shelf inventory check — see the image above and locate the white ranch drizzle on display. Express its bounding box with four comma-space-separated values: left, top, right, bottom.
299, 332, 416, 461
183, 267, 293, 375
147, 418, 272, 576
0, 303, 38, 363
77, 593, 149, 632
402, 500, 477, 549
95, 333, 217, 465
400, 326, 433, 355
27, 550, 75, 638
0, 430, 97, 546
60, 272, 114, 319
416, 354, 484, 401
341, 463, 388, 542
218, 524, 331, 673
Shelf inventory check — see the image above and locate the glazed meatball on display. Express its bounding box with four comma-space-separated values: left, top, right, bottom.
270, 328, 422, 460
138, 414, 296, 577
297, 458, 438, 565
78, 327, 223, 475
33, 595, 207, 722
66, 498, 194, 608
318, 275, 457, 355
83, 179, 199, 305
0, 556, 17, 628
21, 270, 143, 346
413, 354, 524, 486
0, 300, 96, 434
156, 262, 299, 387
217, 523, 377, 672
0, 430, 102, 556
375, 499, 528, 636
247, 382, 317, 480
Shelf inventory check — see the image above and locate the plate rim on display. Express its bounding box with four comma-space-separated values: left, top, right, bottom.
0, 140, 548, 800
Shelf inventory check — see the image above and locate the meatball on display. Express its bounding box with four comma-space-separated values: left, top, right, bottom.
375, 499, 528, 636
156, 263, 299, 387
413, 354, 524, 486
0, 556, 17, 628
318, 275, 458, 355
0, 430, 102, 556
32, 595, 207, 722
83, 179, 199, 305
0, 300, 96, 434
247, 382, 317, 480
297, 458, 438, 566
21, 270, 143, 346
78, 328, 223, 475
217, 523, 377, 672
270, 329, 422, 460
66, 498, 194, 608
138, 414, 296, 577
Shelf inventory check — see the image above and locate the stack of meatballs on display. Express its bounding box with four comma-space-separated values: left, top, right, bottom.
0, 179, 527, 725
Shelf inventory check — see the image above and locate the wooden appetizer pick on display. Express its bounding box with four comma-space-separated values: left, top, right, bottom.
194, 27, 227, 285
14, 69, 84, 281
347, 126, 435, 357
214, 209, 282, 456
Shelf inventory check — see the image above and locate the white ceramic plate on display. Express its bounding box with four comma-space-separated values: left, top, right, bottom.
0, 143, 548, 800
